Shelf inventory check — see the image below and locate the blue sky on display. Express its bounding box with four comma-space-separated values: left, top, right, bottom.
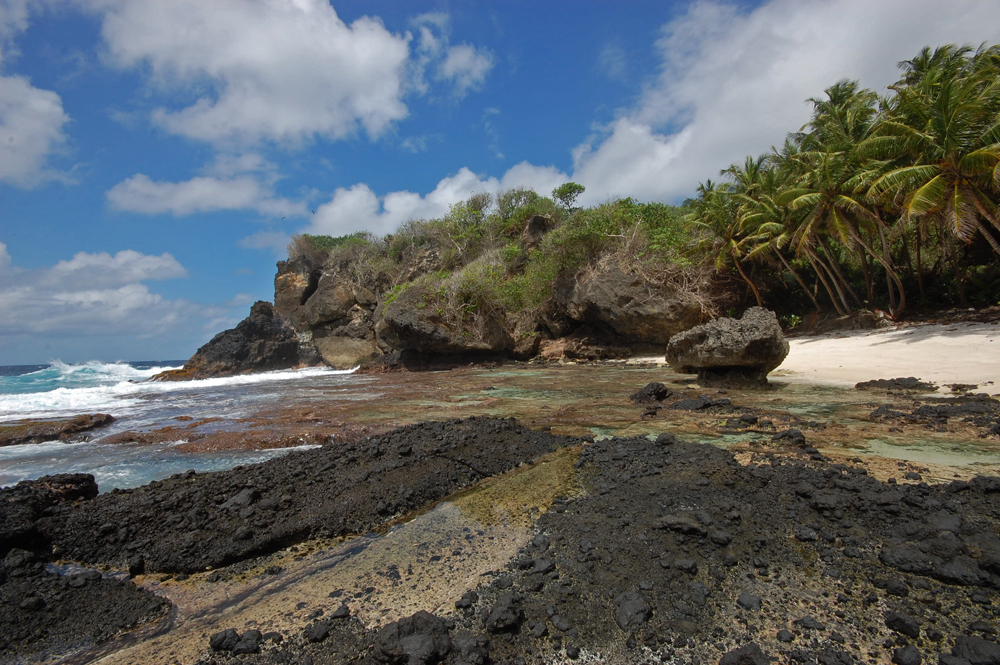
2, 0, 1000, 365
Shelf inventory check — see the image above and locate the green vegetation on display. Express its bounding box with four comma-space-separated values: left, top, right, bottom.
688, 44, 1000, 317
289, 44, 1000, 329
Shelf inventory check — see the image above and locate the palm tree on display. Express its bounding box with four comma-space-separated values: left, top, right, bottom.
864, 44, 1000, 257
781, 82, 908, 317
685, 180, 765, 306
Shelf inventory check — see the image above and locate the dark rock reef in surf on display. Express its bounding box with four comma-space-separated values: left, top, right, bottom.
0, 413, 115, 447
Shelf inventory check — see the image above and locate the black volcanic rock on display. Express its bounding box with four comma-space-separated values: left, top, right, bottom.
154, 301, 301, 380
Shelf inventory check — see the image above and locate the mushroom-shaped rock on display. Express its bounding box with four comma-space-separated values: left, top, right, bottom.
666, 307, 789, 387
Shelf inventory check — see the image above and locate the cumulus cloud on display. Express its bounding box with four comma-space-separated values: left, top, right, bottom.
106, 152, 307, 217
0, 246, 204, 337
106, 173, 305, 217
0, 2, 71, 189
438, 44, 494, 97
307, 162, 568, 237
89, 0, 412, 147
410, 13, 494, 99
44, 249, 187, 288
571, 0, 1000, 204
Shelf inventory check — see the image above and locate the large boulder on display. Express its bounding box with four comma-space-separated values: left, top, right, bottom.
552, 270, 706, 348
154, 301, 301, 380
665, 307, 788, 386
375, 286, 513, 356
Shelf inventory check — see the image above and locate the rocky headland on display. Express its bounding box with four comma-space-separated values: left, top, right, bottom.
155, 215, 718, 381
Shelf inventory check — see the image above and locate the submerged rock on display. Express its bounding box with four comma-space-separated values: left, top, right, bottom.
0, 414, 115, 447
665, 307, 789, 386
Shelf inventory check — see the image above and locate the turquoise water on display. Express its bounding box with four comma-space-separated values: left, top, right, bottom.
0, 360, 357, 491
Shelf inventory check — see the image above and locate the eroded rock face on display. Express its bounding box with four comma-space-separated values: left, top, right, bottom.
274, 264, 383, 369
665, 307, 789, 386
554, 270, 706, 348
154, 301, 300, 381
376, 286, 513, 356
273, 258, 318, 320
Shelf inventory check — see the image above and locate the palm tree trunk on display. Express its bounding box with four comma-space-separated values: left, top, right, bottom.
850, 226, 906, 318
974, 216, 1000, 256
816, 236, 863, 308
733, 254, 764, 307
970, 189, 1000, 239
776, 249, 822, 312
915, 226, 925, 300
807, 247, 850, 315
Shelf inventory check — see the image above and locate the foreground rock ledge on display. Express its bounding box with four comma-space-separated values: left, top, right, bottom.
666, 306, 789, 387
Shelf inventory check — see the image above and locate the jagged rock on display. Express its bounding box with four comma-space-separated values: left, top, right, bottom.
274, 258, 318, 320
553, 269, 706, 347
376, 286, 513, 356
720, 643, 768, 665
154, 302, 301, 380
373, 610, 452, 663
1, 473, 98, 557
665, 307, 789, 386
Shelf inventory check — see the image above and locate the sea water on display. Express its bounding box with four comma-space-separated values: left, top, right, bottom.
0, 360, 357, 491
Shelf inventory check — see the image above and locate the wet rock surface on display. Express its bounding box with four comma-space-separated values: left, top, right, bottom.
856, 378, 939, 393
869, 394, 1000, 438
192, 426, 1000, 665
666, 307, 789, 387
0, 414, 115, 447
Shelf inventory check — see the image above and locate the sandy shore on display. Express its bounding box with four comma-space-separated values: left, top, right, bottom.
775, 321, 1000, 394
633, 321, 1000, 394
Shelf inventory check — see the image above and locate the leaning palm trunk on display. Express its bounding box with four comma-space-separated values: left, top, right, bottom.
817, 236, 863, 308
776, 249, 822, 312
732, 253, 764, 307
849, 226, 906, 318
805, 247, 850, 315
968, 195, 1000, 257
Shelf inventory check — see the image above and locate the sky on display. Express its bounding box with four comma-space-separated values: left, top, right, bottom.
2, 0, 1000, 365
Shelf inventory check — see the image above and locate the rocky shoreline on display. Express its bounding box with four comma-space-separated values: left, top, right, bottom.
3, 414, 1000, 664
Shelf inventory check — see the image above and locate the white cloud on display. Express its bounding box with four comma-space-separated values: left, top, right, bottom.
438, 44, 493, 97
89, 0, 412, 147
0, 246, 203, 336
239, 230, 290, 252
106, 173, 305, 217
570, 0, 1000, 205
410, 13, 494, 99
44, 249, 187, 288
0, 1, 71, 189
597, 43, 627, 80
307, 162, 568, 237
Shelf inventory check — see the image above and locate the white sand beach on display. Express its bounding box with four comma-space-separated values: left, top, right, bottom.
773, 321, 1000, 394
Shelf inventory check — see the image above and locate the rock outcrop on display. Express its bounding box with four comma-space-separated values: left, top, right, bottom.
666, 307, 789, 386
154, 301, 301, 380
275, 262, 381, 369
374, 285, 513, 356
551, 269, 706, 348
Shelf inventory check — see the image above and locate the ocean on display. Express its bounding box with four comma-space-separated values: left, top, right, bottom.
0, 360, 357, 492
